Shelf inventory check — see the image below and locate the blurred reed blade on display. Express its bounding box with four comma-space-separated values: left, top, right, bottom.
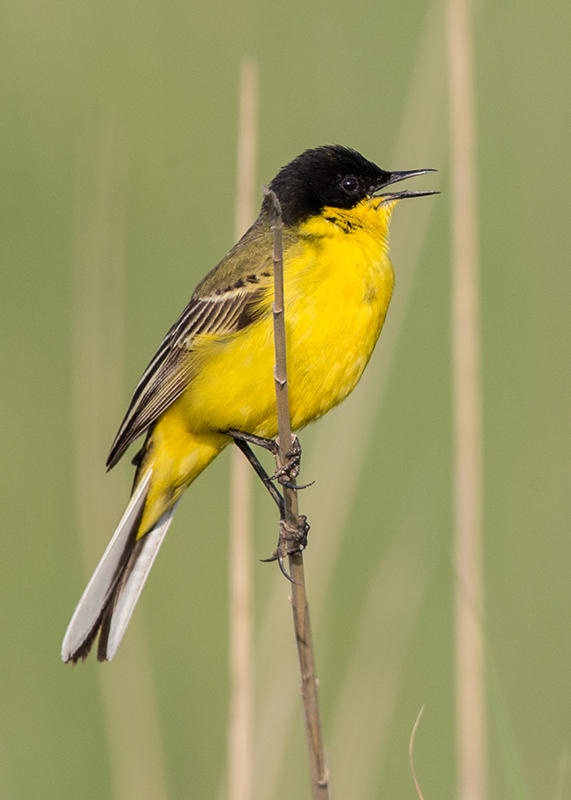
226, 56, 258, 800
71, 119, 168, 800
446, 0, 487, 798
329, 471, 438, 800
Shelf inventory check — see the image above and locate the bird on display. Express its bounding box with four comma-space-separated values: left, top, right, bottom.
61, 145, 436, 663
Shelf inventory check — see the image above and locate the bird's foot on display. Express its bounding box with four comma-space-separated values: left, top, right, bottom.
272, 434, 302, 486
261, 515, 310, 581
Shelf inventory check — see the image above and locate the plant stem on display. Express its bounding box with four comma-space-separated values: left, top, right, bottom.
264, 187, 329, 799
446, 0, 487, 798
227, 56, 257, 800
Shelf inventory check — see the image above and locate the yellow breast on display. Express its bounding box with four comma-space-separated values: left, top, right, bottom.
180, 198, 395, 438
285, 200, 395, 429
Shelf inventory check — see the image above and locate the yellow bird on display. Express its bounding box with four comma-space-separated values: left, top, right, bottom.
62, 145, 436, 663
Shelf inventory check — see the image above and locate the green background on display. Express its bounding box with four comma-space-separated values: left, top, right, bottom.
1, 0, 569, 797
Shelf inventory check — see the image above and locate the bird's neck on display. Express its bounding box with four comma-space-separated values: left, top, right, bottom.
298, 198, 393, 252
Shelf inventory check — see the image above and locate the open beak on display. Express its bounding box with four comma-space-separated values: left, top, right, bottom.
373, 168, 439, 204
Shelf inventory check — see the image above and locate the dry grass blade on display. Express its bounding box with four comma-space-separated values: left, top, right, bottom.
409, 705, 426, 800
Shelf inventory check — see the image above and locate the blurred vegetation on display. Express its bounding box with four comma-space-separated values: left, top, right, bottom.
0, 0, 569, 798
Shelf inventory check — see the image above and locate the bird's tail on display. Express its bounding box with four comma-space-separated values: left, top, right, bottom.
61, 468, 175, 663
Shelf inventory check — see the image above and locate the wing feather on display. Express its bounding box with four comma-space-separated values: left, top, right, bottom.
106, 281, 270, 468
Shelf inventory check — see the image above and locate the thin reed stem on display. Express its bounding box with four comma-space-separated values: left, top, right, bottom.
227, 57, 258, 800
264, 188, 329, 799
446, 0, 487, 798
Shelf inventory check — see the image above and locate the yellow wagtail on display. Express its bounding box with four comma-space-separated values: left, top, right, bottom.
62, 145, 436, 662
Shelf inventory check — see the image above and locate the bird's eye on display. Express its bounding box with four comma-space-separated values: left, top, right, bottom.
340, 176, 360, 195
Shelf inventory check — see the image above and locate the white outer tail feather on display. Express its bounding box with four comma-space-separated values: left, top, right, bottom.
61, 469, 175, 662
105, 503, 176, 660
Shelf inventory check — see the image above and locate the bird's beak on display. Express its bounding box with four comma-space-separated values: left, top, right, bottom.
373, 168, 439, 204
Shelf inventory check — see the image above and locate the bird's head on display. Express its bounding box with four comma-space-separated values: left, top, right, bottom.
265, 145, 437, 226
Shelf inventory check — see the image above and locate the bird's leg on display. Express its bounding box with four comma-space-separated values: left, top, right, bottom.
231, 437, 284, 515
223, 428, 303, 487
224, 430, 309, 579
224, 428, 279, 454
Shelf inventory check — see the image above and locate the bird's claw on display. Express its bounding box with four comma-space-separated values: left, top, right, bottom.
273, 435, 302, 485
273, 478, 315, 491
261, 515, 310, 581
